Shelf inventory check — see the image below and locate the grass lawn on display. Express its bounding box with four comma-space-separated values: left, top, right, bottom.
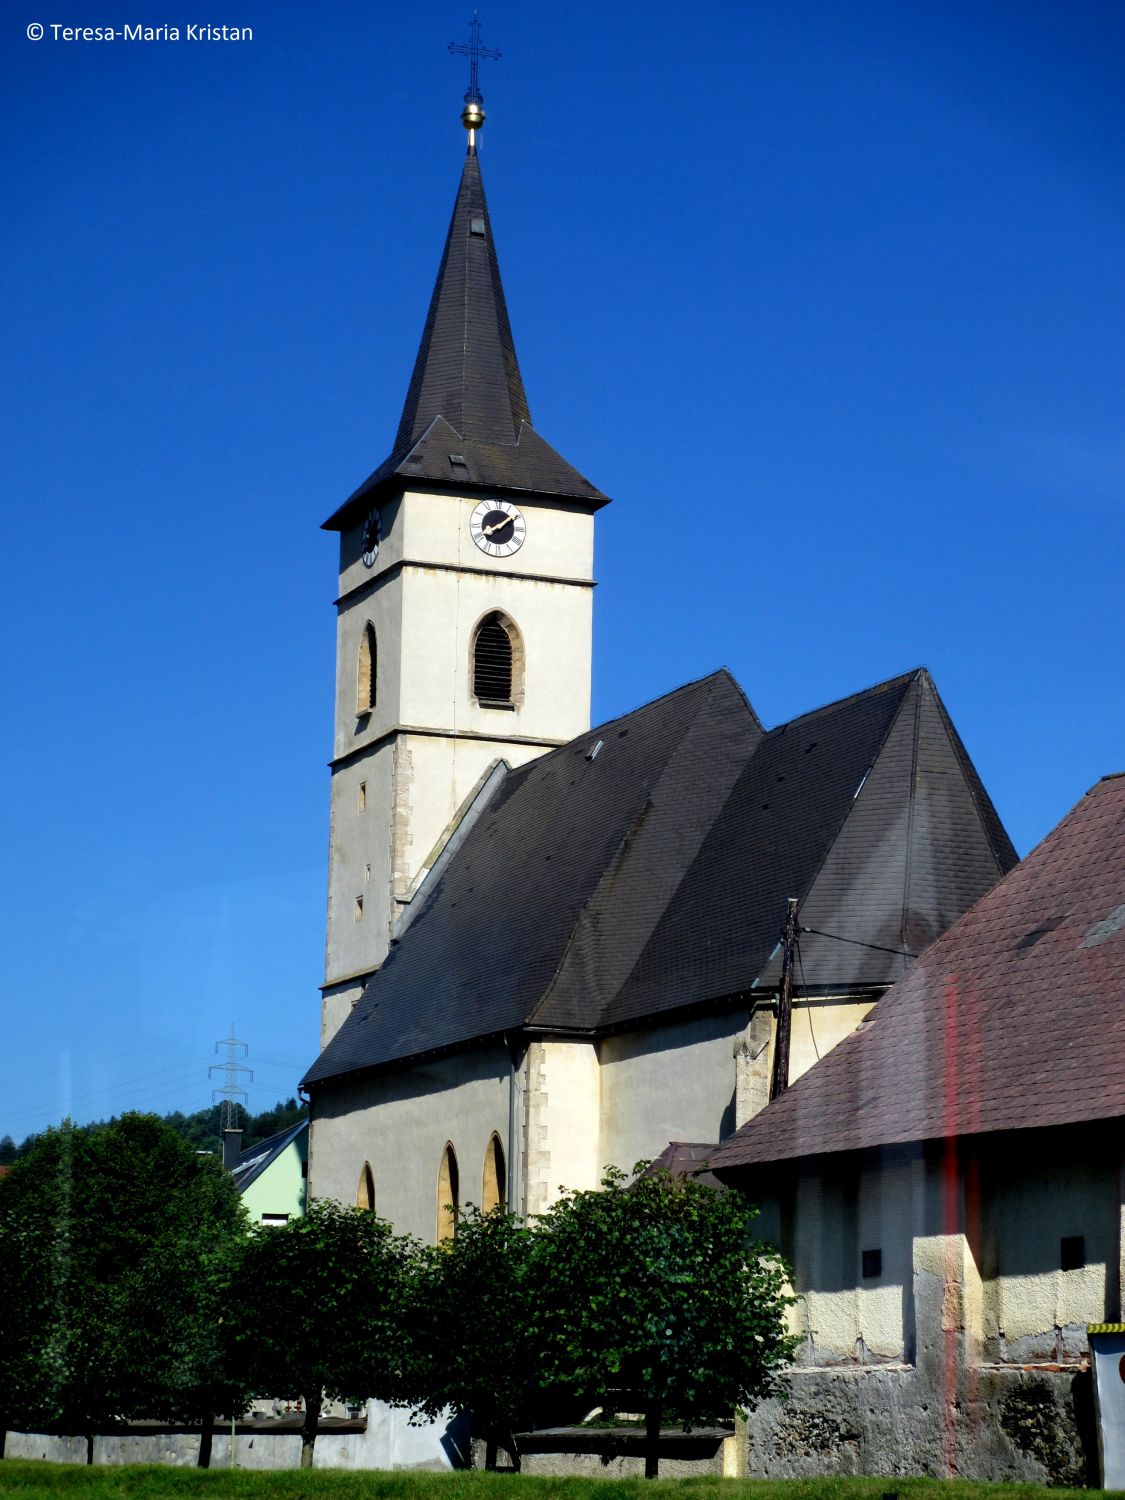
0, 1466, 1117, 1500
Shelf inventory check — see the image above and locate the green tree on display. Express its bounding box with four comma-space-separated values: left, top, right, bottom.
532, 1165, 795, 1477
0, 1115, 248, 1464
224, 1200, 414, 1467
405, 1206, 543, 1469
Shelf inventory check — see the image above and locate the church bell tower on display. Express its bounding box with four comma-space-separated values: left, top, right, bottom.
318, 82, 610, 1046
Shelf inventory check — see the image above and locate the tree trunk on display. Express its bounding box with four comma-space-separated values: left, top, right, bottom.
644, 1404, 661, 1479
197, 1417, 214, 1469
506, 1427, 522, 1474
300, 1393, 321, 1469
85, 1433, 95, 1466
1, 1424, 7, 1459
485, 1435, 497, 1471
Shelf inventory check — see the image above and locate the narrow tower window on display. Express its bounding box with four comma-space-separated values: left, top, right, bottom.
437, 1142, 460, 1242
472, 612, 523, 706
482, 1133, 506, 1213
357, 623, 377, 715
356, 1161, 375, 1212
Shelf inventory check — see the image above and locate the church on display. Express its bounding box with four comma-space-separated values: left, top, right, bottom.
300, 95, 1016, 1244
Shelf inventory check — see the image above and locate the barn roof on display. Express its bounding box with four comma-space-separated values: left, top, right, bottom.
708, 773, 1125, 1172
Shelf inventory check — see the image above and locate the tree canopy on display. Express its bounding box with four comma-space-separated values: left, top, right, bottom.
404, 1205, 544, 1468
532, 1165, 795, 1476
0, 1113, 247, 1462
223, 1199, 415, 1467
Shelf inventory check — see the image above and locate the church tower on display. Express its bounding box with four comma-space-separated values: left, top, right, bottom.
319, 95, 609, 1046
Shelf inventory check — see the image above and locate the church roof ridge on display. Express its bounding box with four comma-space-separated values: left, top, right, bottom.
762, 666, 925, 736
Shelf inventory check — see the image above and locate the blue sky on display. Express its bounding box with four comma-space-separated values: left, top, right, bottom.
2, 0, 1122, 1139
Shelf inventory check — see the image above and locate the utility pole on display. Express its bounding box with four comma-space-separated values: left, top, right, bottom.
769, 898, 799, 1102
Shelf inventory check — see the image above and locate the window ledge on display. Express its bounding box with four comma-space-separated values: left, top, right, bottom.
476, 698, 516, 711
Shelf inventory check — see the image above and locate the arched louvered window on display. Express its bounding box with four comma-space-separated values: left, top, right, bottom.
482, 1133, 506, 1213
472, 612, 523, 706
356, 1161, 375, 1212
437, 1142, 460, 1242
357, 623, 377, 715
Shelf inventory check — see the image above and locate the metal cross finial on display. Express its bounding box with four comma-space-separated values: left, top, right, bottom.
449, 13, 501, 108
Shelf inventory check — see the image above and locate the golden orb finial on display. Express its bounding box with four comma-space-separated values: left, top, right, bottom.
449, 16, 500, 143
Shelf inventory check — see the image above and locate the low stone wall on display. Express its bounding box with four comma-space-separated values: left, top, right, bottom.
744, 1363, 1096, 1486
5, 1405, 467, 1472
516, 1425, 739, 1478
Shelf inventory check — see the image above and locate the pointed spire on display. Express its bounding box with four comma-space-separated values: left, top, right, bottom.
322, 115, 610, 530
393, 150, 530, 453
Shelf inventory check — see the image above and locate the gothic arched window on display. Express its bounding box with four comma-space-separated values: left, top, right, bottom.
482, 1133, 505, 1213
356, 1161, 375, 1212
472, 612, 523, 707
437, 1142, 460, 1242
357, 623, 377, 715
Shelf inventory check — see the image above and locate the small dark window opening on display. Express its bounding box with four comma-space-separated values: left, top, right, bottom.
474, 613, 513, 703
861, 1248, 882, 1279
1061, 1235, 1085, 1271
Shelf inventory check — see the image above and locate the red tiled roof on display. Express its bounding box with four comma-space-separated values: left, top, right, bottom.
709, 775, 1125, 1171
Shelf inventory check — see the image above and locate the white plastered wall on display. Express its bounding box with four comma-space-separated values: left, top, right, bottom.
599, 1011, 752, 1173
308, 1043, 512, 1245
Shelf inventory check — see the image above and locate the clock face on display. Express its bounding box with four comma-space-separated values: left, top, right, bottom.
470, 499, 526, 558
361, 508, 381, 567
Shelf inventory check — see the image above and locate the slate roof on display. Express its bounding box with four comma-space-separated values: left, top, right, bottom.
324, 149, 608, 530
643, 1142, 724, 1191
304, 666, 1014, 1091
708, 774, 1125, 1172
231, 1119, 307, 1195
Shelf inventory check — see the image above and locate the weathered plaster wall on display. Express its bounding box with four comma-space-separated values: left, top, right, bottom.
308, 1044, 511, 1243
524, 1039, 600, 1213
789, 997, 877, 1085
744, 1124, 1120, 1482
599, 1011, 750, 1171
786, 1151, 914, 1365
980, 1146, 1118, 1363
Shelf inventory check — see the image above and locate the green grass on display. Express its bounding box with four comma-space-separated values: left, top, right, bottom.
0, 1466, 1119, 1500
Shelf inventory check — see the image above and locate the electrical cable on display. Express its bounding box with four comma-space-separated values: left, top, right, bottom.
800, 925, 915, 960
795, 936, 819, 1061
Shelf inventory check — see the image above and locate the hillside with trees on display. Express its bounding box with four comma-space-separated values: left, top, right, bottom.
0, 1097, 306, 1167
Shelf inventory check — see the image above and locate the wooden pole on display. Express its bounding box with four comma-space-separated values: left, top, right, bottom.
769, 898, 799, 1102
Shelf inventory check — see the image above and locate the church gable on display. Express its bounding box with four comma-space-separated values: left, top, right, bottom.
759, 671, 1015, 990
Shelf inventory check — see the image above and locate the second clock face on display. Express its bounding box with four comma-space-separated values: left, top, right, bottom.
361, 508, 381, 567
470, 499, 526, 557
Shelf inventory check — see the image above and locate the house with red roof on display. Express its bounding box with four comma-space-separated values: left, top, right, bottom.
710, 773, 1125, 1484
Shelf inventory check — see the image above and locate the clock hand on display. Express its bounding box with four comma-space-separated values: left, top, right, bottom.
483, 513, 515, 536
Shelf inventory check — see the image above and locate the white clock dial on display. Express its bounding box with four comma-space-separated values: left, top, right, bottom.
470, 498, 526, 558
